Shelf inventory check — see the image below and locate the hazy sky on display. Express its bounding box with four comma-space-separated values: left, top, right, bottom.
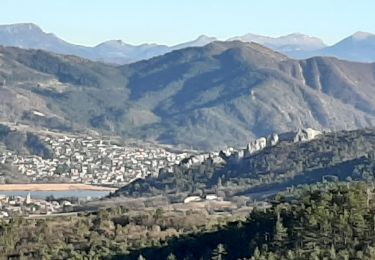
2, 0, 375, 46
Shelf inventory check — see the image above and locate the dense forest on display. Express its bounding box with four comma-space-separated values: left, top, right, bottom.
0, 205, 234, 259
2, 181, 375, 259
122, 181, 375, 259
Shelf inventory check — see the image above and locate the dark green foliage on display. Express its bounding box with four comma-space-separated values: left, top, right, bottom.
25, 133, 53, 159
4, 47, 128, 89
124, 182, 375, 259
0, 205, 228, 259
117, 129, 375, 200
2, 182, 375, 259
3, 131, 27, 153
0, 124, 11, 140
0, 126, 53, 158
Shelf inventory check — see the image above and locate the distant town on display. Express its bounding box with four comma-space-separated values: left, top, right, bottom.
0, 193, 72, 218
0, 134, 191, 186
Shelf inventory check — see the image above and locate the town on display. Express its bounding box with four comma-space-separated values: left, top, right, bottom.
0, 193, 72, 218
0, 133, 191, 186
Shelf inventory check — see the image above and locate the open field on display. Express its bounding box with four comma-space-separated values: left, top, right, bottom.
0, 183, 117, 192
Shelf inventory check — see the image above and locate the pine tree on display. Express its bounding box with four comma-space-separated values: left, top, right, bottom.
329, 244, 337, 259
273, 213, 288, 248
211, 243, 227, 260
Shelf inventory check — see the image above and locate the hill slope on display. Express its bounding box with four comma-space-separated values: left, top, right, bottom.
121, 41, 375, 148
122, 182, 375, 259
2, 42, 375, 149
314, 32, 375, 62
116, 128, 375, 199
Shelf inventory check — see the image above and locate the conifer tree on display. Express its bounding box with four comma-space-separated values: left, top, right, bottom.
211, 243, 227, 260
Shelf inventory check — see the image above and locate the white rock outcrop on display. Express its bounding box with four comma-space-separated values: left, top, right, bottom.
181, 128, 322, 167
245, 137, 267, 157
181, 153, 226, 168
267, 133, 279, 146
302, 128, 322, 140
279, 128, 322, 143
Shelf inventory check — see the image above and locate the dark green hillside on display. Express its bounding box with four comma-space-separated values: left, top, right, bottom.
116, 129, 375, 199
1, 181, 375, 259
119, 182, 375, 259
0, 124, 52, 159
1, 46, 128, 88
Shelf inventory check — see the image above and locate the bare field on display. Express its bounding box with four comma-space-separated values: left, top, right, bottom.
0, 183, 117, 192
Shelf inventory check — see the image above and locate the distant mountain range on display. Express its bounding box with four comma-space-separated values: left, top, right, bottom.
0, 23, 217, 64
228, 33, 327, 57
313, 31, 375, 62
2, 41, 375, 149
1, 23, 375, 63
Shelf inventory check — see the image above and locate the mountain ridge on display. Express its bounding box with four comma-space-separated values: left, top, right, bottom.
2, 23, 375, 64
313, 31, 375, 62
2, 41, 375, 149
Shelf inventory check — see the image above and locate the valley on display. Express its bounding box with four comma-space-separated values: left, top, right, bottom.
0, 16, 375, 259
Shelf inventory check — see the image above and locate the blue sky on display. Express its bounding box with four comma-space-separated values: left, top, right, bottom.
2, 0, 375, 46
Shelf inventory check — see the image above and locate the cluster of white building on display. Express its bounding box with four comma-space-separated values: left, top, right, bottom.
0, 193, 71, 217
0, 134, 190, 186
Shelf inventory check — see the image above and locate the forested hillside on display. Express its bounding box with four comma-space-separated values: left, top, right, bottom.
122, 182, 375, 259
0, 124, 52, 159
117, 129, 375, 199
2, 181, 375, 259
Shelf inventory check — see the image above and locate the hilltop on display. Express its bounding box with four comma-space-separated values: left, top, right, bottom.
2, 42, 375, 149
